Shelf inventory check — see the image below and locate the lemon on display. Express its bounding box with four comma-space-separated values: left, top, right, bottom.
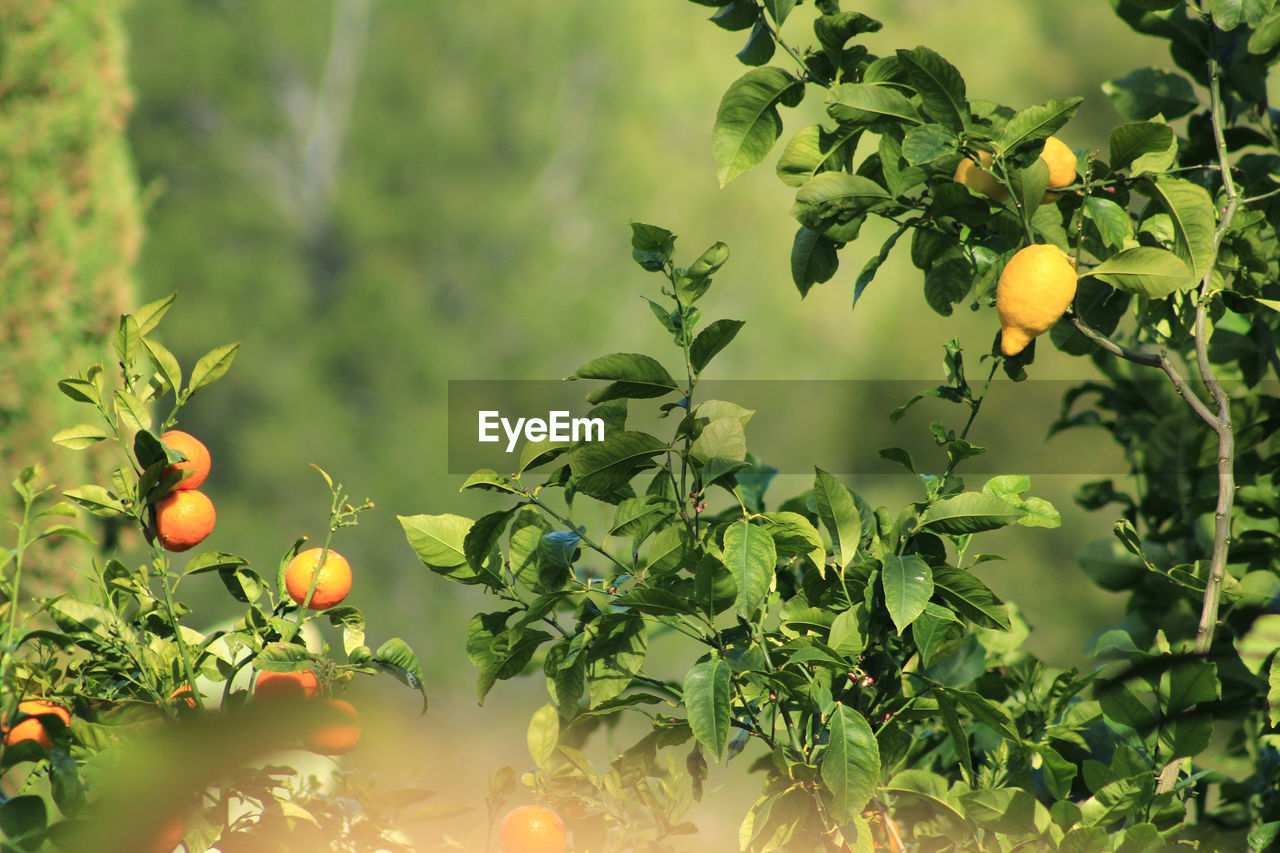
1040, 136, 1077, 190
996, 244, 1077, 356
953, 149, 1008, 202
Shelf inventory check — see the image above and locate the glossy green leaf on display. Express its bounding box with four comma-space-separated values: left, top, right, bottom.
776, 124, 859, 188
684, 659, 731, 761
821, 704, 880, 822
812, 468, 860, 569
997, 97, 1083, 155
1083, 197, 1132, 249
52, 424, 109, 450
1102, 68, 1198, 120
1147, 176, 1216, 284
400, 513, 473, 576
714, 66, 803, 186
1088, 247, 1193, 297
896, 46, 968, 131
826, 82, 924, 125
570, 353, 679, 397
901, 124, 958, 165
568, 431, 667, 499
791, 172, 892, 231
881, 554, 933, 633
724, 520, 776, 617
920, 492, 1023, 534
791, 226, 839, 296
691, 417, 748, 484
1109, 121, 1174, 172
690, 319, 745, 373
587, 614, 647, 706
187, 342, 240, 396
527, 703, 559, 766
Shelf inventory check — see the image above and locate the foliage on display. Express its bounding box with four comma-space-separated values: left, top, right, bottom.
0, 0, 140, 590
410, 0, 1280, 850
0, 297, 432, 851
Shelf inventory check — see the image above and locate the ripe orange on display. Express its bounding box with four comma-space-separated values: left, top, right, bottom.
161, 429, 211, 491
155, 490, 216, 552
499, 805, 567, 853
303, 699, 361, 754
285, 547, 352, 610
255, 668, 321, 702
2, 699, 71, 749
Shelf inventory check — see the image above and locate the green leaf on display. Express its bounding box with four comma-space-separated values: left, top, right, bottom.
1147, 176, 1216, 284
1078, 538, 1147, 590
51, 424, 109, 450
570, 353, 679, 400
1238, 614, 1280, 676
256, 641, 317, 672
881, 554, 933, 633
691, 417, 748, 484
1248, 10, 1280, 52
113, 389, 151, 437
1249, 823, 1280, 853
791, 226, 839, 297
687, 241, 731, 280
644, 524, 693, 574
631, 222, 676, 271
1088, 246, 1193, 298
1163, 659, 1220, 716
113, 314, 140, 371
920, 492, 1023, 534
829, 607, 867, 657
143, 338, 183, 397
1102, 68, 1199, 120
812, 468, 860, 569
821, 704, 881, 823
1083, 197, 1132, 251
736, 18, 775, 66
996, 97, 1083, 155
776, 124, 859, 188
400, 513, 474, 579
762, 0, 796, 25
0, 796, 48, 840
684, 659, 732, 761
690, 319, 745, 373
374, 637, 428, 698
1099, 682, 1156, 732
63, 485, 126, 518
713, 67, 803, 186
587, 613, 647, 706
932, 567, 1010, 630
791, 172, 892, 232
133, 293, 176, 336
911, 603, 962, 666
1109, 121, 1175, 172
814, 11, 882, 60
1207, 0, 1244, 29
760, 511, 826, 573
723, 520, 776, 617
1270, 655, 1280, 727
826, 82, 924, 125
186, 342, 240, 396
612, 587, 693, 616
610, 495, 674, 540
527, 703, 559, 767
901, 124, 958, 165
853, 222, 909, 309
569, 431, 667, 500
923, 257, 971, 317
896, 46, 968, 132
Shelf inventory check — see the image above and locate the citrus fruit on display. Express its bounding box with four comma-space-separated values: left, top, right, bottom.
499, 805, 567, 853
1040, 136, 1077, 190
996, 243, 1078, 356
155, 489, 216, 552
255, 668, 321, 701
3, 699, 70, 749
145, 814, 185, 853
953, 149, 1008, 202
160, 429, 210, 490
285, 547, 352, 610
303, 698, 361, 754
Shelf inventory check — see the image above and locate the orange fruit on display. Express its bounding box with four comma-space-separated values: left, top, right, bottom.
953, 149, 1008, 202
303, 699, 361, 754
255, 669, 321, 702
996, 243, 1078, 356
3, 699, 70, 749
499, 805, 567, 853
155, 490, 216, 552
285, 547, 352, 610
161, 429, 211, 491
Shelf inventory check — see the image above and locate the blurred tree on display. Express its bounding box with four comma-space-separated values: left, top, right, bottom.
0, 0, 140, 589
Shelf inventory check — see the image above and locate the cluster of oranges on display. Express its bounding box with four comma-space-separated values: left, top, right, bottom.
253, 668, 363, 755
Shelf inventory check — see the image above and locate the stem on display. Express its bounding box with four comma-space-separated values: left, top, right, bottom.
156, 549, 201, 710
524, 493, 632, 577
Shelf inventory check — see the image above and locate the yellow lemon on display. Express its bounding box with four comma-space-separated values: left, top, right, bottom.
996, 244, 1077, 356
953, 149, 1008, 202
1040, 136, 1077, 190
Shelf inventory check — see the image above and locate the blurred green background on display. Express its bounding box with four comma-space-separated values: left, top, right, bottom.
11, 0, 1190, 845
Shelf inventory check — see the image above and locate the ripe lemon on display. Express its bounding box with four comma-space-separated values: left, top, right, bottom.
2, 699, 71, 749
499, 805, 567, 853
996, 244, 1077, 356
154, 489, 216, 552
255, 668, 321, 701
160, 430, 210, 490
304, 698, 362, 754
285, 547, 352, 610
953, 149, 1008, 202
1040, 136, 1077, 190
